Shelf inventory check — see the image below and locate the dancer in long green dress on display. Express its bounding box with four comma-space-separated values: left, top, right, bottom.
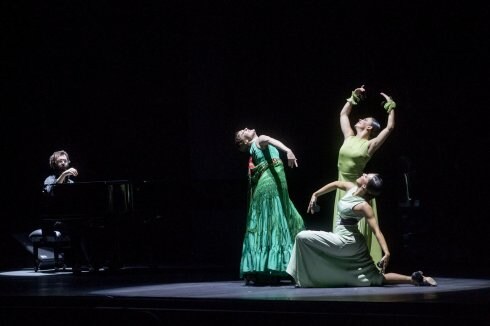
332, 86, 396, 265
287, 173, 437, 288
235, 128, 305, 285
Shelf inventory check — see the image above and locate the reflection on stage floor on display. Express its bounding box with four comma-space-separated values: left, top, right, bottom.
0, 265, 489, 325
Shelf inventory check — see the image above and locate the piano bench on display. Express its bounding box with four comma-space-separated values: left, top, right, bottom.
29, 229, 71, 272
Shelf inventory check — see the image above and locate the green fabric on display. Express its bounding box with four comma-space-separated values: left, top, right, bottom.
383, 98, 396, 113
346, 91, 361, 105
286, 187, 384, 287
240, 142, 305, 278
333, 136, 382, 264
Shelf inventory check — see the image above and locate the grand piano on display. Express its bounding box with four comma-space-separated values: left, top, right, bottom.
43, 180, 134, 223
39, 180, 163, 271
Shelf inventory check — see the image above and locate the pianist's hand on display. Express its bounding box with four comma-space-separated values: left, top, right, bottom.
64, 167, 78, 177
58, 168, 78, 183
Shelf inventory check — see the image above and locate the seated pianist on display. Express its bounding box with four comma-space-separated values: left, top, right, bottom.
31, 149, 156, 273
32, 148, 141, 274
30, 150, 95, 274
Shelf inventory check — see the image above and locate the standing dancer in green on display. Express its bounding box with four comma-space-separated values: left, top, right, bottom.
332, 85, 396, 264
235, 127, 305, 285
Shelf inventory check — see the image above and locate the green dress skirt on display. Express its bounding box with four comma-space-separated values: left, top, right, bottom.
240, 142, 305, 280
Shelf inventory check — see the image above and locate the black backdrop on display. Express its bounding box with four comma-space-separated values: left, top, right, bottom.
1, 1, 488, 277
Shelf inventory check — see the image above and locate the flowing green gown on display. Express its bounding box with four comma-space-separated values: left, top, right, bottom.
332, 136, 382, 264
240, 142, 305, 280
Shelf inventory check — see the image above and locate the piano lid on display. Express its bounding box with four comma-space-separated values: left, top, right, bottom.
42, 180, 133, 218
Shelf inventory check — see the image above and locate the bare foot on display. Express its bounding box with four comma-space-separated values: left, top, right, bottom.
412, 271, 437, 286
423, 276, 437, 286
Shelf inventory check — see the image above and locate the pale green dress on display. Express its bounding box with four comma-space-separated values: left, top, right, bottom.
333, 136, 382, 264
287, 186, 384, 287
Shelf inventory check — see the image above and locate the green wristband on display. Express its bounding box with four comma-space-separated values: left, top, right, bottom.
346, 91, 362, 105
383, 99, 396, 113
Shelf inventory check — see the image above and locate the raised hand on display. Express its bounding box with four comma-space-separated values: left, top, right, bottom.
286, 150, 298, 168
380, 92, 396, 113
307, 195, 320, 214
347, 85, 366, 105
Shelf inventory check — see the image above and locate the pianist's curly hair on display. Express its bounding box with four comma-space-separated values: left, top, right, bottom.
49, 150, 70, 170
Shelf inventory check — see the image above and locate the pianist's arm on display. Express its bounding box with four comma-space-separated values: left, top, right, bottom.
43, 168, 78, 194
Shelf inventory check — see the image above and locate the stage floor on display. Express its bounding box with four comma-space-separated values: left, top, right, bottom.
0, 266, 489, 325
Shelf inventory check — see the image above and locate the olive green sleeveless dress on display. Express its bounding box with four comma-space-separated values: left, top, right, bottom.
332, 136, 382, 264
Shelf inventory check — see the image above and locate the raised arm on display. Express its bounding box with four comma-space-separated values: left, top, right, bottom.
257, 135, 298, 168
56, 167, 78, 184
43, 167, 78, 194
307, 180, 354, 214
340, 86, 365, 138
367, 92, 396, 155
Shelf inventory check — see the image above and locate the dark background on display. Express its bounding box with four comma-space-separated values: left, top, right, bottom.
1, 1, 488, 277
